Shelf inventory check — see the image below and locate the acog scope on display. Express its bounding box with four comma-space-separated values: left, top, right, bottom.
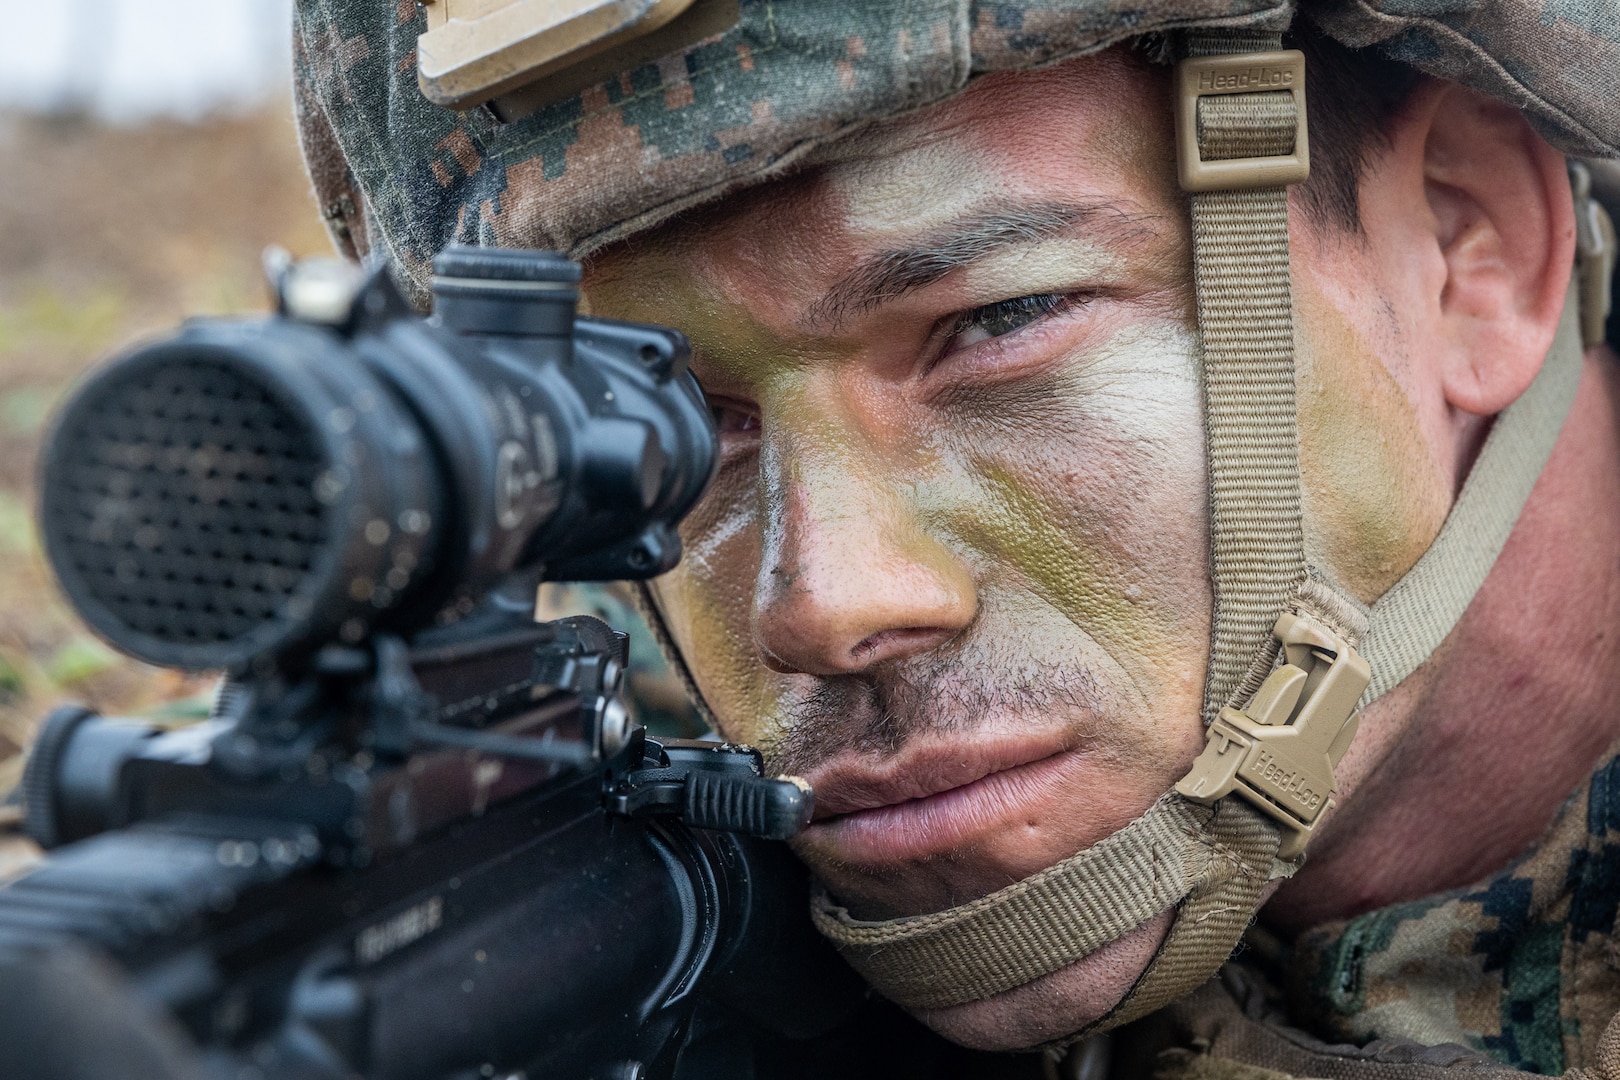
37, 247, 718, 674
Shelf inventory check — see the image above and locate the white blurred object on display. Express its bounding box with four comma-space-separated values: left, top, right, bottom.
0, 0, 294, 122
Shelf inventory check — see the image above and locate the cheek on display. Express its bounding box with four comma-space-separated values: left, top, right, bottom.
1294, 277, 1452, 602
651, 460, 777, 745
935, 322, 1211, 703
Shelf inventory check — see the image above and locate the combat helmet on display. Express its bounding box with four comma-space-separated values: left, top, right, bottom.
292, 0, 1620, 1047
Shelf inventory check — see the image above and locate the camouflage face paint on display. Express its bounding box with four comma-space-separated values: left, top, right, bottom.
1292, 244, 1451, 604
584, 55, 1236, 918
581, 50, 1458, 927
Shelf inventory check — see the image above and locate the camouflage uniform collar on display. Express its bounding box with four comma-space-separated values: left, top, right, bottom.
1284, 751, 1620, 1075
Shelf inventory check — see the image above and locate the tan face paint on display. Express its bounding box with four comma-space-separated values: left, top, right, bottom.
581, 49, 1453, 932
828, 132, 1014, 243
959, 237, 1129, 297
1294, 259, 1451, 603
932, 317, 1209, 706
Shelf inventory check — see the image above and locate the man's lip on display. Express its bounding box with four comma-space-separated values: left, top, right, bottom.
803, 733, 1076, 821
798, 740, 1090, 867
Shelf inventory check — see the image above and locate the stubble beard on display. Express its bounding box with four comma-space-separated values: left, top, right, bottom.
752, 627, 1182, 1051
764, 627, 1132, 783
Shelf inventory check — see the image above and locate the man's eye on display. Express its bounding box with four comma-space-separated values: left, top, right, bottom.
710, 401, 760, 433
694, 382, 760, 435
945, 293, 1066, 350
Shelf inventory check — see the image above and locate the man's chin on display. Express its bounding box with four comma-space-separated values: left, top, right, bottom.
906, 911, 1173, 1052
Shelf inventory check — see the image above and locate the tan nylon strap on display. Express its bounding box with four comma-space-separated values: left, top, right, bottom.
1053, 31, 1338, 1037
1055, 798, 1291, 1045
808, 793, 1295, 1014
1187, 29, 1316, 726
1197, 92, 1297, 162
1357, 286, 1586, 703
805, 29, 1317, 1032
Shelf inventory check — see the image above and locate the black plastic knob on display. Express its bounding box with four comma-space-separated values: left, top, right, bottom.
683, 771, 814, 841
430, 246, 580, 337
21, 705, 96, 850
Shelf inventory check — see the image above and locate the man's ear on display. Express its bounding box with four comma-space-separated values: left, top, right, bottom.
1387, 82, 1577, 418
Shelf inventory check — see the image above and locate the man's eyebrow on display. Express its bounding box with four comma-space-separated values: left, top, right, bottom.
807, 200, 1153, 328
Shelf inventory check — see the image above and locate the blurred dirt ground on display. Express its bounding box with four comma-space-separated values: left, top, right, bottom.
0, 104, 332, 829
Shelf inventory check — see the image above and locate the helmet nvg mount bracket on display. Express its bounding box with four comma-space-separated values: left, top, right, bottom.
414, 0, 740, 122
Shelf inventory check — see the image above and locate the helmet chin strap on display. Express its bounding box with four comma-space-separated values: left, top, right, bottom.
808, 29, 1598, 1051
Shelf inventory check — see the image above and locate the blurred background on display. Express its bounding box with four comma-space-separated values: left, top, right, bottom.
0, 2, 700, 850
0, 0, 334, 818
0, 0, 294, 121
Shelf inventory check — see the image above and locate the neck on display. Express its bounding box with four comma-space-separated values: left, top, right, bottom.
1266, 348, 1620, 934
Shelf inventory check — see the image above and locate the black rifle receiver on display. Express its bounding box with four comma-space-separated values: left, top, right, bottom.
0, 249, 858, 1080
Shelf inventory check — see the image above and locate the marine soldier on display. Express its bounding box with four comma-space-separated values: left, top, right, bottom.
293, 1, 1620, 1075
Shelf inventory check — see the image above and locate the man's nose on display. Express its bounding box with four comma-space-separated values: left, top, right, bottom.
751, 442, 977, 677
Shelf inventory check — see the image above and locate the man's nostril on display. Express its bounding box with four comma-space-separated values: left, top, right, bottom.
851, 627, 955, 664
851, 632, 887, 659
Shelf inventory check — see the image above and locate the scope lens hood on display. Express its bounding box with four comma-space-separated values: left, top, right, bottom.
39, 318, 441, 673
36, 248, 721, 677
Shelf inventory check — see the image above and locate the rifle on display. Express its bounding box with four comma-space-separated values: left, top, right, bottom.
0, 247, 862, 1080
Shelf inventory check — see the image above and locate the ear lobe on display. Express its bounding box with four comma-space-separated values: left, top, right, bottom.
1417, 85, 1576, 418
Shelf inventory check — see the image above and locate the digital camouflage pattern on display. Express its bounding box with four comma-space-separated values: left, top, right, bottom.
1282, 750, 1620, 1074
1118, 751, 1620, 1080
292, 0, 1620, 306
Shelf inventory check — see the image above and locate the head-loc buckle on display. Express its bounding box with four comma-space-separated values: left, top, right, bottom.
1176, 611, 1370, 858
1175, 49, 1310, 192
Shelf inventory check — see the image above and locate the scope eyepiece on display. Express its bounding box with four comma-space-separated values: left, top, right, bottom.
38, 250, 717, 675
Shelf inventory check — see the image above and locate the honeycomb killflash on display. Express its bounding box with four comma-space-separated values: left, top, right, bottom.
38, 247, 718, 674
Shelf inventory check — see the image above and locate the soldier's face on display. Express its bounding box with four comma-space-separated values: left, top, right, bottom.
583, 48, 1445, 1046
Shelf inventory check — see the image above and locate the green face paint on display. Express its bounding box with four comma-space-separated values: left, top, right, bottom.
1294, 264, 1452, 604
578, 50, 1453, 926
938, 318, 1209, 707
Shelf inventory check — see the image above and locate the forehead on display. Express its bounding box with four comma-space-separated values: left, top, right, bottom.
818, 48, 1173, 231
585, 48, 1176, 304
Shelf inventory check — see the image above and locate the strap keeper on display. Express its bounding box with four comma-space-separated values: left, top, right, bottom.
1572, 161, 1616, 348
1175, 50, 1310, 192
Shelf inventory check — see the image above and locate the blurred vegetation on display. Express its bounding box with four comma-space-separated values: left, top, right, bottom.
0, 108, 703, 877
0, 104, 704, 834
0, 105, 334, 797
